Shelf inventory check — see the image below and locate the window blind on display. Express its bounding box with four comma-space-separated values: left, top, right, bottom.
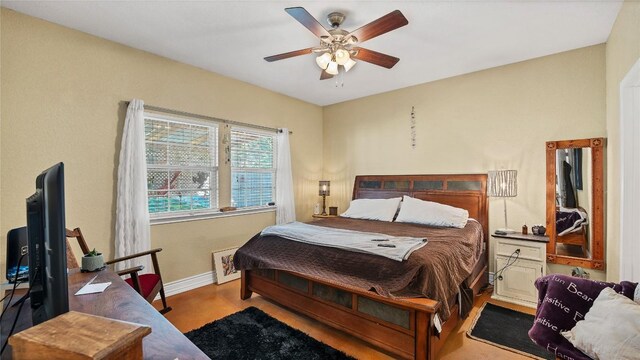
230, 128, 276, 208
145, 115, 219, 215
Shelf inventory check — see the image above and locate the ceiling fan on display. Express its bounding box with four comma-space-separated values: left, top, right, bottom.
264, 7, 409, 80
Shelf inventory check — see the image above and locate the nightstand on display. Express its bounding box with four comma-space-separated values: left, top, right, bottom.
491, 233, 548, 308
312, 214, 337, 218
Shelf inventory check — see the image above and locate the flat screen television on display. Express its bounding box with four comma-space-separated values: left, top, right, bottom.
27, 162, 69, 325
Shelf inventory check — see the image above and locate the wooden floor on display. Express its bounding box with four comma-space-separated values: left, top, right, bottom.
153, 281, 537, 360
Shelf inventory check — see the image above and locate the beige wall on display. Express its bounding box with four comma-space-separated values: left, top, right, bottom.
605, 0, 640, 282
0, 9, 323, 282
2, 5, 636, 285
0, 10, 3, 282
324, 45, 607, 279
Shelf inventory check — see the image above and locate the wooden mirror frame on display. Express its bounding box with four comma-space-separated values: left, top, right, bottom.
546, 138, 605, 270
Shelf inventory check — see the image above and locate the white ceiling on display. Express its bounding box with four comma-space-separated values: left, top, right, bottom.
2, 1, 623, 106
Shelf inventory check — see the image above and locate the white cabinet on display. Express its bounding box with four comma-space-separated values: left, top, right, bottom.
492, 234, 547, 308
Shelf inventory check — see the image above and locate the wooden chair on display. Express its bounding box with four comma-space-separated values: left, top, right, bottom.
65, 227, 172, 314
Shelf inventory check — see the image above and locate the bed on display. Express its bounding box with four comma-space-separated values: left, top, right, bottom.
235, 174, 489, 360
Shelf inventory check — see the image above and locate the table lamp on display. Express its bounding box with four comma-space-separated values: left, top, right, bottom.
319, 181, 330, 216
487, 170, 518, 234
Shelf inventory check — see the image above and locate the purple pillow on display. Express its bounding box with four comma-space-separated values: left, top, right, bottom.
528, 274, 637, 360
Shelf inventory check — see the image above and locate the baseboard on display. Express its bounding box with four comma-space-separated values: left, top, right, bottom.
154, 271, 216, 301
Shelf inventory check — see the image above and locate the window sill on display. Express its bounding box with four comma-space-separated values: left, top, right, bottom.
150, 206, 276, 226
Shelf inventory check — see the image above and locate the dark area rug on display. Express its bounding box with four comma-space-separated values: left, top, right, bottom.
467, 302, 554, 360
184, 307, 356, 360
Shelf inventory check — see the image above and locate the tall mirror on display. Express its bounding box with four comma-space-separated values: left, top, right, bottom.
546, 138, 605, 270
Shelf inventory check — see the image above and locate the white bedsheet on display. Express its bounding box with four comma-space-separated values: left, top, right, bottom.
260, 221, 427, 261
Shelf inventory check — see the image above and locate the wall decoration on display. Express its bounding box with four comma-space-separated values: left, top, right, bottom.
213, 247, 241, 284
410, 106, 416, 149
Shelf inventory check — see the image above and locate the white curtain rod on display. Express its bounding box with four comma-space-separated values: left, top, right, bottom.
123, 101, 292, 134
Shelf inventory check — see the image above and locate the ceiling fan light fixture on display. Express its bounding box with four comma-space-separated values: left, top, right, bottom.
315, 53, 332, 69
335, 48, 350, 65
265, 8, 408, 81
326, 61, 339, 75
343, 58, 356, 72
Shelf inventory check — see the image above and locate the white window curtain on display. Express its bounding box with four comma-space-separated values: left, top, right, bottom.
275, 128, 296, 224
115, 99, 151, 272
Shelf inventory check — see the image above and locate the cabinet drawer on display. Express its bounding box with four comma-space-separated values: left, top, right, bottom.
496, 240, 544, 262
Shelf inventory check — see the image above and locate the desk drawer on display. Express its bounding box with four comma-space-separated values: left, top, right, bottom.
496, 240, 544, 262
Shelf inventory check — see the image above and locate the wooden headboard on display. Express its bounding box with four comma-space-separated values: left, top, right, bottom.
352, 174, 489, 241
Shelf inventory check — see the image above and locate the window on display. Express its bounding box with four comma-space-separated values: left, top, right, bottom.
142, 111, 278, 223
230, 127, 276, 208
144, 114, 218, 217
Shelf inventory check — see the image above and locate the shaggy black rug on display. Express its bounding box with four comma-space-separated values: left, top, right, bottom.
184, 307, 356, 360
467, 303, 554, 360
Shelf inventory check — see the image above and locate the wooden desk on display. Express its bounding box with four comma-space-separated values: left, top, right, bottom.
2, 269, 208, 359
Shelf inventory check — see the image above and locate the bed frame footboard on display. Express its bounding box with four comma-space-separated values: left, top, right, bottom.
242, 269, 453, 360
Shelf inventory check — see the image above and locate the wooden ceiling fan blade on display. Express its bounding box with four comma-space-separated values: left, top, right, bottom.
349, 10, 408, 43
264, 48, 313, 62
352, 47, 400, 69
285, 7, 331, 38
320, 70, 334, 80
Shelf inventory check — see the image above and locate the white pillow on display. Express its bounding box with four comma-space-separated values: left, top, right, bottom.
340, 197, 402, 222
394, 195, 469, 228
561, 287, 640, 360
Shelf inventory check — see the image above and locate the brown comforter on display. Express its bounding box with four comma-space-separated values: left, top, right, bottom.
234, 217, 483, 320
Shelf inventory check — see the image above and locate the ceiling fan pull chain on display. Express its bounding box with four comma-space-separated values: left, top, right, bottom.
335, 70, 344, 88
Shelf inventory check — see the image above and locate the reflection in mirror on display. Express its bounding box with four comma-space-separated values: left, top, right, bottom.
555, 148, 592, 259
546, 138, 605, 270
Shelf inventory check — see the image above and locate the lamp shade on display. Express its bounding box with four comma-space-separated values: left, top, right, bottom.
315, 53, 331, 70
343, 58, 356, 72
487, 170, 517, 197
319, 181, 330, 196
326, 61, 339, 75
335, 49, 350, 65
